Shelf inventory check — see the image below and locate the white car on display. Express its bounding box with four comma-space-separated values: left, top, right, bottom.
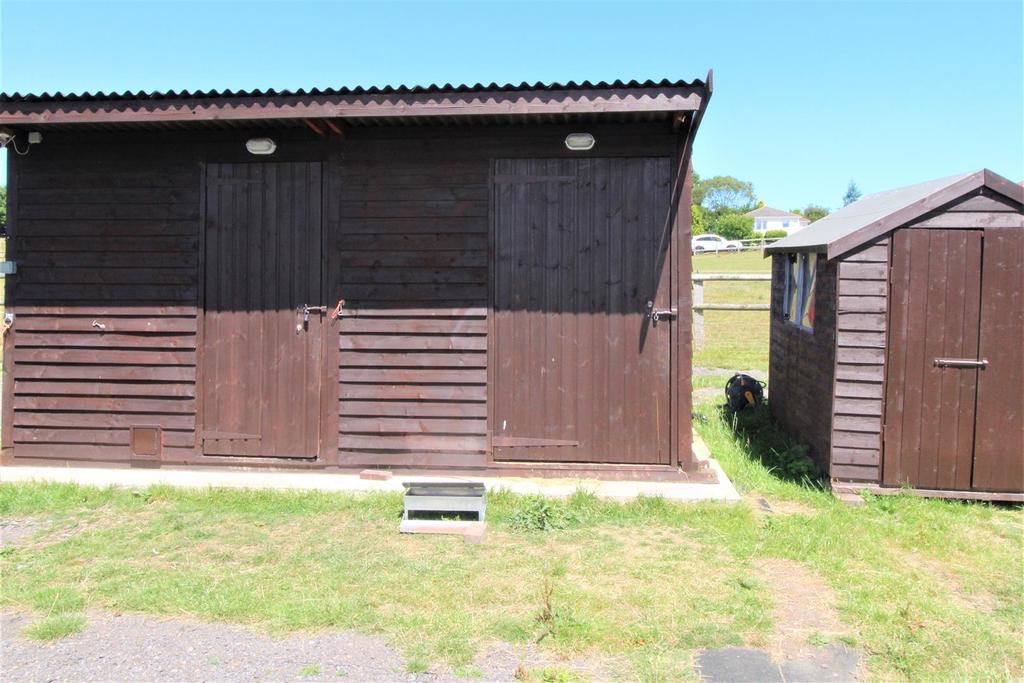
691, 234, 743, 254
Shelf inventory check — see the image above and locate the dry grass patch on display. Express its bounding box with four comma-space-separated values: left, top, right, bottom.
754, 558, 849, 658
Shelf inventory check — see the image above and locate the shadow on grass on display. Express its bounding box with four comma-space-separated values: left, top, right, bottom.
718, 401, 827, 490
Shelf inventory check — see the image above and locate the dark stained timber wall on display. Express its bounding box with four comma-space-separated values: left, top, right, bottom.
768, 254, 837, 472
3, 122, 691, 473
333, 142, 492, 469
10, 158, 201, 461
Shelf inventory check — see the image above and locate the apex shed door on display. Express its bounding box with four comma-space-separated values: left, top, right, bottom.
971, 226, 1024, 492
492, 158, 673, 464
883, 229, 982, 489
202, 162, 324, 458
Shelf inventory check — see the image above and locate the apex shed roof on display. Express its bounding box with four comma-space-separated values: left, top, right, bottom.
766, 169, 1024, 260
0, 75, 712, 129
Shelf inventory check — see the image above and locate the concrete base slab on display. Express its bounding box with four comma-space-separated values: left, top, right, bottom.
399, 519, 487, 543
0, 435, 740, 504
697, 647, 783, 682
697, 645, 860, 683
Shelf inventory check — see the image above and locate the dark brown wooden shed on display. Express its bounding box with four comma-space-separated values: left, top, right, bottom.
766, 170, 1023, 501
0, 75, 712, 479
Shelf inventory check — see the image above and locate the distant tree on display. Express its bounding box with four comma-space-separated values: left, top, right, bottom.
694, 175, 758, 213
708, 212, 754, 240
0, 186, 6, 233
842, 181, 862, 207
801, 204, 829, 222
691, 204, 706, 235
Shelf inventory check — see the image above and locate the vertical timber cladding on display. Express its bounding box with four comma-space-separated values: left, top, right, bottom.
10, 156, 200, 462
201, 162, 324, 458
882, 229, 982, 489
492, 158, 674, 464
972, 224, 1024, 492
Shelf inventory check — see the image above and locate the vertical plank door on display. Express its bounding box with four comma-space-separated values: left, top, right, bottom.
202, 162, 324, 458
971, 225, 1024, 492
882, 229, 982, 489
492, 157, 673, 465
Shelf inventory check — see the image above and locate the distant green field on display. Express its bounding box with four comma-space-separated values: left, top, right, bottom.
692, 249, 769, 274
692, 250, 771, 372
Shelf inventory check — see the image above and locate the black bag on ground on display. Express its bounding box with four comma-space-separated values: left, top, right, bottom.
725, 373, 765, 411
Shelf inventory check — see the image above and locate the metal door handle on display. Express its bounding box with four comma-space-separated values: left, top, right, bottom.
933, 358, 988, 369
651, 309, 677, 323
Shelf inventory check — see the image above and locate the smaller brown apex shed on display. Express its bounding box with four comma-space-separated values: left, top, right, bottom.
766, 169, 1024, 501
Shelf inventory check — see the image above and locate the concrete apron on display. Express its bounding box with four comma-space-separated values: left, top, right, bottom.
0, 435, 740, 504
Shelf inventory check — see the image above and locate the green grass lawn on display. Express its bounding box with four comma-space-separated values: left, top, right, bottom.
692, 250, 771, 372
2, 402, 1021, 680
1, 244, 1021, 680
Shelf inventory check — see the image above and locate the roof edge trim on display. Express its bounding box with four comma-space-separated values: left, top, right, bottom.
823, 171, 987, 260
0, 81, 709, 127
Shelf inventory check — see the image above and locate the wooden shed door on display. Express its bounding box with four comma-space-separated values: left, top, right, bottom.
492, 158, 673, 464
883, 229, 982, 489
201, 162, 324, 458
971, 226, 1024, 492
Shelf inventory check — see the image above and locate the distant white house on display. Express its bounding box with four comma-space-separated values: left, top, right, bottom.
745, 206, 810, 234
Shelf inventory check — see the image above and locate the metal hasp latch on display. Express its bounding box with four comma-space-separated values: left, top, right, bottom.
646, 300, 677, 325
399, 481, 487, 542
296, 304, 328, 332
301, 304, 328, 323
934, 358, 989, 369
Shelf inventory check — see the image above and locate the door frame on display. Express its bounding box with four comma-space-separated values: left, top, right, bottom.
195, 159, 331, 462
485, 156, 678, 468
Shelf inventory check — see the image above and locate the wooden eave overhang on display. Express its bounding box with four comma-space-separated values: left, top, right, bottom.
0, 79, 709, 127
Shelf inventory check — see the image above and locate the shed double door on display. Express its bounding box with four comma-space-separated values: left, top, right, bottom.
883, 227, 1024, 492
201, 162, 325, 458
492, 158, 674, 464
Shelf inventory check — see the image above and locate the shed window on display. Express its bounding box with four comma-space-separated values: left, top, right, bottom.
785, 256, 800, 321
783, 253, 816, 330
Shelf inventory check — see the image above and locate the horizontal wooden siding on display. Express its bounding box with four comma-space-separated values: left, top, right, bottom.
334, 146, 491, 468
830, 238, 889, 482
9, 159, 200, 461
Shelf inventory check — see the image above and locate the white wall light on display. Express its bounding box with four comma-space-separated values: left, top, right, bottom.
564, 133, 595, 151
245, 138, 277, 155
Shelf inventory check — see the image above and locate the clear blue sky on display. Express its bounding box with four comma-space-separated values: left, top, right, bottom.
1, 0, 1021, 210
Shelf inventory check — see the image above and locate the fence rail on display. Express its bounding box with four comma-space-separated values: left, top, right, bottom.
692, 272, 771, 350
692, 237, 781, 254
738, 237, 782, 251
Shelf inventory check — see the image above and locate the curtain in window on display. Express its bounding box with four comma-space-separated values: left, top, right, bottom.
786, 256, 799, 321
801, 253, 817, 328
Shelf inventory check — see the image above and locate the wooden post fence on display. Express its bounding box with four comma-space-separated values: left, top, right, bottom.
692, 273, 772, 350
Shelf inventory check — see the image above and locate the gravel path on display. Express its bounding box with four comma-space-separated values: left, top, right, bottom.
1, 611, 610, 682
2, 611, 415, 682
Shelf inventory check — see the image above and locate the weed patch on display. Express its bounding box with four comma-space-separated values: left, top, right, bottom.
22, 613, 86, 641
508, 495, 583, 532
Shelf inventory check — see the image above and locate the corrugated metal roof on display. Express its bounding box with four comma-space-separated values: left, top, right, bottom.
764, 170, 1010, 258
0, 77, 705, 103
